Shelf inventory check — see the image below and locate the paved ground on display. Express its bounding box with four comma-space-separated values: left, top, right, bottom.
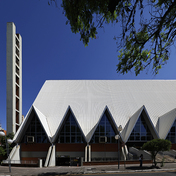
1, 163, 176, 176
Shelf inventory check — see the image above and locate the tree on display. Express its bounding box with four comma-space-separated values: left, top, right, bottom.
142, 139, 171, 167
0, 132, 14, 161
49, 0, 176, 75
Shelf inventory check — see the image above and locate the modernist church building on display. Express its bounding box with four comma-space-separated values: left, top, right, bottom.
10, 80, 176, 166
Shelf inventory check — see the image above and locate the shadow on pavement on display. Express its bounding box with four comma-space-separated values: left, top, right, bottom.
126, 166, 160, 170
38, 172, 68, 176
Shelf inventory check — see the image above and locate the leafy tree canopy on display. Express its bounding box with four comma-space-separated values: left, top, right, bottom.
142, 139, 171, 166
0, 132, 14, 158
49, 0, 176, 75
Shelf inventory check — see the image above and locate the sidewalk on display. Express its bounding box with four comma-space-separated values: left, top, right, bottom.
1, 163, 176, 176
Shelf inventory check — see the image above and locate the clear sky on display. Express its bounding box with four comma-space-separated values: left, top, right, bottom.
0, 0, 176, 130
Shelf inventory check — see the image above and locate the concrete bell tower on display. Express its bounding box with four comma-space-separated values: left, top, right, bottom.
6, 22, 22, 134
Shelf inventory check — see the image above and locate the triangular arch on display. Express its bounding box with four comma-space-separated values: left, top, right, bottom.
157, 108, 176, 140
53, 106, 87, 143
122, 106, 158, 144
13, 106, 33, 143
14, 106, 51, 144
88, 106, 120, 144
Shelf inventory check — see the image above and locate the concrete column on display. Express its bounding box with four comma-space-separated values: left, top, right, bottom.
48, 145, 55, 167
88, 145, 91, 162
122, 146, 126, 160
44, 145, 52, 167
85, 145, 87, 162
9, 144, 20, 163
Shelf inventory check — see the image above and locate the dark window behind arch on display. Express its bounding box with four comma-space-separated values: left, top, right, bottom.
22, 112, 49, 143
166, 120, 176, 143
58, 112, 86, 143
90, 112, 117, 143
128, 114, 153, 142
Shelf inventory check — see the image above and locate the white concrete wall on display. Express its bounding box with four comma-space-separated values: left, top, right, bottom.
9, 145, 21, 163
6, 22, 16, 134
6, 22, 22, 134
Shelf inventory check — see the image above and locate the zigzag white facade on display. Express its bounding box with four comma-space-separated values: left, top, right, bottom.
11, 80, 176, 166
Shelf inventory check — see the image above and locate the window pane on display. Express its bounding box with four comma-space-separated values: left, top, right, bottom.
111, 137, 116, 143
141, 124, 146, 133
107, 137, 110, 143
128, 115, 153, 142
135, 136, 140, 140
141, 136, 146, 141
37, 126, 42, 132
71, 136, 75, 143
166, 120, 176, 143
37, 136, 41, 143
134, 125, 140, 132
171, 127, 175, 132
65, 126, 70, 133
57, 113, 85, 143
95, 137, 99, 143
90, 113, 117, 143
60, 136, 64, 143
22, 113, 48, 143
100, 125, 105, 133
66, 137, 70, 143
31, 125, 35, 132
130, 136, 134, 140
77, 136, 81, 143
71, 125, 76, 132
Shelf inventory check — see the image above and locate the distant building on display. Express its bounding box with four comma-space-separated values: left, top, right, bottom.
0, 123, 6, 137
6, 22, 22, 134
10, 80, 176, 166
0, 124, 3, 131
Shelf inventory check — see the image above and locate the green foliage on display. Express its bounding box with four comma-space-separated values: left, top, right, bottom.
142, 139, 171, 167
61, 0, 118, 46
0, 146, 6, 156
0, 132, 14, 159
49, 0, 176, 75
160, 157, 165, 167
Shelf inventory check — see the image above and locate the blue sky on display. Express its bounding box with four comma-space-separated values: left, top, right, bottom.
0, 0, 176, 130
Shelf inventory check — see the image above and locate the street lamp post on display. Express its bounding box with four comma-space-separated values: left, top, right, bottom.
115, 125, 122, 169
0, 131, 13, 173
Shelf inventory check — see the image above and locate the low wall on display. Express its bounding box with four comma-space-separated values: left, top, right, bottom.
83, 160, 152, 166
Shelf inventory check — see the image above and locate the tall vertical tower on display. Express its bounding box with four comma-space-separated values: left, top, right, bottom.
6, 22, 22, 134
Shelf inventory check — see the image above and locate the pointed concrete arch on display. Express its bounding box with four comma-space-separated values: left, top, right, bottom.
33, 106, 52, 141
13, 105, 51, 144
157, 108, 176, 139
87, 106, 123, 143
52, 106, 87, 143
13, 106, 33, 143
121, 105, 159, 143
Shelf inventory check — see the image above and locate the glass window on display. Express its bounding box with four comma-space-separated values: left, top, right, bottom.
141, 124, 146, 133
58, 112, 85, 143
90, 112, 117, 143
77, 136, 81, 143
60, 136, 64, 143
134, 125, 140, 132
130, 136, 134, 141
95, 137, 99, 143
128, 114, 153, 142
21, 112, 49, 143
66, 136, 70, 143
141, 136, 146, 141
65, 125, 70, 133
171, 126, 175, 132
166, 120, 176, 143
